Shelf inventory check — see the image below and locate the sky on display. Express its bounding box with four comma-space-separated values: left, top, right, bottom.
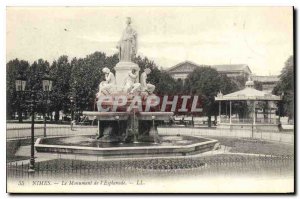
6, 7, 293, 75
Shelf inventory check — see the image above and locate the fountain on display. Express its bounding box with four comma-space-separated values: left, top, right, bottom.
35, 17, 219, 157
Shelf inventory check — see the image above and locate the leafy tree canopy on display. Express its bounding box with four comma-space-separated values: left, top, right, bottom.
273, 55, 294, 119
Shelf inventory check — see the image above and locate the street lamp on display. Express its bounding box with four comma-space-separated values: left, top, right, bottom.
70, 96, 75, 130
15, 74, 27, 122
42, 74, 53, 137
15, 72, 53, 173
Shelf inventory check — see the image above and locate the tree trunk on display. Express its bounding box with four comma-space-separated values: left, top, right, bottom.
18, 109, 23, 123
7, 112, 11, 120
208, 115, 211, 127
54, 110, 59, 121
192, 115, 194, 127
214, 115, 217, 126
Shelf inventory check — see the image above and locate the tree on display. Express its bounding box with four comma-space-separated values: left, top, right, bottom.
184, 67, 239, 127
6, 53, 185, 123
6, 59, 30, 121
232, 76, 247, 90
133, 56, 178, 95
50, 56, 72, 121
254, 81, 263, 91
218, 74, 239, 94
69, 52, 119, 114
28, 59, 50, 115
133, 56, 157, 73
273, 55, 294, 120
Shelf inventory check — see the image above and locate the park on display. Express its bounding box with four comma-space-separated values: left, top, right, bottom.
6, 9, 294, 193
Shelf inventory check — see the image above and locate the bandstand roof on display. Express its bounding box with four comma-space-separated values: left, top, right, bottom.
215, 80, 281, 101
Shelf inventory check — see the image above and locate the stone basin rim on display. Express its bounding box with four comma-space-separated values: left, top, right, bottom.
35, 137, 218, 151
83, 111, 129, 116
83, 111, 174, 116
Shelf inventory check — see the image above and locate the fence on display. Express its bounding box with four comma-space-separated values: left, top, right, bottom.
158, 125, 294, 144
7, 154, 294, 180
220, 118, 279, 125
7, 125, 97, 140
7, 118, 293, 139
6, 122, 294, 145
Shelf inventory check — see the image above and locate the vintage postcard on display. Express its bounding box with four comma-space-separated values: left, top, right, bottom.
6, 7, 294, 193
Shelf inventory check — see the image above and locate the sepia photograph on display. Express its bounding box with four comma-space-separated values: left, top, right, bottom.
5, 6, 294, 193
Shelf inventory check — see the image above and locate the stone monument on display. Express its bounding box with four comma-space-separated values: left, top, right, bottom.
87, 17, 171, 143
35, 17, 218, 159
114, 17, 140, 89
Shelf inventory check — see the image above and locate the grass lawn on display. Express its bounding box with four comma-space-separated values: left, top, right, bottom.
6, 139, 32, 162
7, 156, 30, 163
207, 136, 294, 156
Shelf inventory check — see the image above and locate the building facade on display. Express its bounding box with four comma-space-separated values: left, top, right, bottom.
213, 64, 252, 79
166, 61, 201, 80
167, 61, 252, 81
251, 75, 279, 93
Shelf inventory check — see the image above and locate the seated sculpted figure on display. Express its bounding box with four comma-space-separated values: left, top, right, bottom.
140, 68, 155, 94
123, 68, 141, 94
97, 67, 116, 96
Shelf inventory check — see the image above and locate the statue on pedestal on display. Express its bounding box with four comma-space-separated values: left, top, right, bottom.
89, 17, 171, 145
140, 68, 155, 94
116, 17, 137, 62
97, 67, 116, 96
123, 68, 141, 94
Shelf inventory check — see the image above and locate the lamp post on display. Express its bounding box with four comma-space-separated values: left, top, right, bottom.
42, 74, 53, 137
70, 96, 75, 130
15, 74, 26, 122
15, 72, 53, 173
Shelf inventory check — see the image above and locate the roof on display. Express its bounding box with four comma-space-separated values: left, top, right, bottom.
215, 87, 281, 101
167, 61, 252, 74
212, 64, 252, 74
251, 75, 279, 82
167, 60, 202, 73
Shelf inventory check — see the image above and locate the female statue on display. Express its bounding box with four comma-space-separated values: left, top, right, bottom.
116, 17, 137, 62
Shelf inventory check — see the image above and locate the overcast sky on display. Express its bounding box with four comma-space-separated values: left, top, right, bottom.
7, 7, 293, 75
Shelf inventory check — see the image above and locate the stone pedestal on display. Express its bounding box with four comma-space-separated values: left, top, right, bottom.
114, 61, 140, 91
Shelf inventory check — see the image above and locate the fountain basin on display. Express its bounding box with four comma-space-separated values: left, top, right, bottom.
83, 111, 129, 120
82, 111, 174, 143
35, 135, 219, 157
137, 112, 174, 120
